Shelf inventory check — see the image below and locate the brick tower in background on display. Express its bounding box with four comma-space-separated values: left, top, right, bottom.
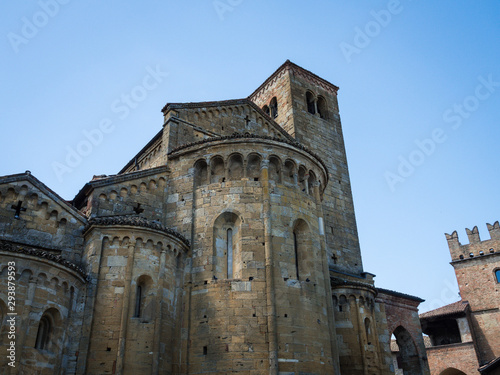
420, 221, 500, 374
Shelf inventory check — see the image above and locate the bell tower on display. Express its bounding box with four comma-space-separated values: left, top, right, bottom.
249, 60, 363, 274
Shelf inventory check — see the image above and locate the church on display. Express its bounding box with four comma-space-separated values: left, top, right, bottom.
0, 60, 430, 374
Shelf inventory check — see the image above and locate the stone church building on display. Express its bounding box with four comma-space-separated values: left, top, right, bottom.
0, 61, 431, 374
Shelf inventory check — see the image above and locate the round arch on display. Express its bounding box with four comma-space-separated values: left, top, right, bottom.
440, 368, 467, 375
393, 325, 422, 375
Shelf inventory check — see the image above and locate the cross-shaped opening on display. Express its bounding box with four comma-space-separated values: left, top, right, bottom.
11, 200, 26, 219
133, 203, 144, 214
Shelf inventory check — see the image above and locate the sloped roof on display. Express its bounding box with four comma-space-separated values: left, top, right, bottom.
419, 300, 469, 320
0, 171, 86, 223
161, 98, 295, 142
84, 215, 190, 247
248, 60, 339, 100
377, 287, 425, 302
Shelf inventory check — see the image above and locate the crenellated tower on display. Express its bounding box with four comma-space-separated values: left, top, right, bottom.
445, 221, 500, 366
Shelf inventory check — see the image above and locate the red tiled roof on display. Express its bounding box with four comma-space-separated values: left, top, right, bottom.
419, 300, 469, 319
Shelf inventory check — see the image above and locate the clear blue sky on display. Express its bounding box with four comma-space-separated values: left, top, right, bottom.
1, 1, 499, 312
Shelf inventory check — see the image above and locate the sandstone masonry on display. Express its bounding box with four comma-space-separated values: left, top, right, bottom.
0, 60, 430, 374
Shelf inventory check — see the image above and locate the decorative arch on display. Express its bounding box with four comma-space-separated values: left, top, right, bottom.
210, 156, 225, 184
393, 325, 422, 375
283, 159, 296, 185
246, 154, 262, 182
213, 212, 243, 279
307, 171, 317, 197
228, 154, 244, 180
268, 156, 282, 183
298, 166, 307, 193
292, 219, 312, 280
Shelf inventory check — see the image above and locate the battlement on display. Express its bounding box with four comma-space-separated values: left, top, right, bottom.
445, 221, 500, 261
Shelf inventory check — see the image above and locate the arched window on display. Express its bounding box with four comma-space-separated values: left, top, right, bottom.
269, 97, 278, 119
317, 96, 328, 119
35, 309, 61, 351
292, 219, 312, 280
306, 91, 315, 114
35, 315, 51, 350
213, 212, 242, 279
262, 105, 270, 116
134, 275, 153, 322
495, 269, 500, 283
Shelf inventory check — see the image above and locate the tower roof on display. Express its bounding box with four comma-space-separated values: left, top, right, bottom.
248, 60, 339, 101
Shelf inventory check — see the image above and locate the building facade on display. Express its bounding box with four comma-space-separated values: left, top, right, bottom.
0, 61, 430, 374
420, 222, 500, 375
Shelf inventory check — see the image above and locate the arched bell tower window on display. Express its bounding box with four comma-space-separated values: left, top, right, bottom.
262, 105, 270, 116
317, 96, 328, 119
306, 91, 315, 114
269, 97, 278, 119
495, 269, 500, 283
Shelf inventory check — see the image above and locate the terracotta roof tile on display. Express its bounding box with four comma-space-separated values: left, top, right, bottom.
419, 300, 468, 319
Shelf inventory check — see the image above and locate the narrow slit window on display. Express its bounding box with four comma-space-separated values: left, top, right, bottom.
134, 285, 142, 317
270, 97, 278, 119
227, 228, 233, 279
306, 92, 315, 114
293, 231, 299, 280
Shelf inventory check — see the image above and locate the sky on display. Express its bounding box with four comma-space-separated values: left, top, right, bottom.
1, 1, 499, 313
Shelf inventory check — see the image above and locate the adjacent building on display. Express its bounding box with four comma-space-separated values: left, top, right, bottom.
420, 222, 500, 375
